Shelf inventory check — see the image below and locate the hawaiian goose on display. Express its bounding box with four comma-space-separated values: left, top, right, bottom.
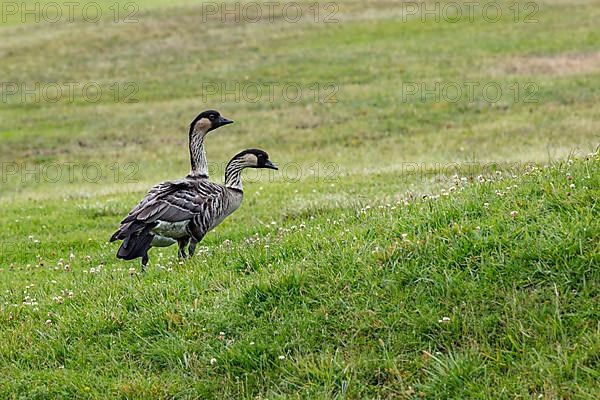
110, 149, 278, 268
109, 110, 231, 259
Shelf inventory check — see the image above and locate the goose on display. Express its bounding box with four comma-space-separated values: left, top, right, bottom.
110, 149, 278, 268
111, 110, 231, 257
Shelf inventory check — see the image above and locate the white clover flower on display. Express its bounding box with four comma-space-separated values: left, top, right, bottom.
210, 358, 217, 365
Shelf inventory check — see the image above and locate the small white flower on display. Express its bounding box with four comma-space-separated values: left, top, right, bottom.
210, 358, 217, 365
483, 203, 490, 208
45, 319, 52, 325
510, 211, 518, 218
438, 317, 451, 323
569, 184, 575, 189
278, 355, 286, 360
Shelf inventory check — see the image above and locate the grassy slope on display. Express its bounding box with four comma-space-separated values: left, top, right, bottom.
0, 155, 598, 399
1, 0, 600, 398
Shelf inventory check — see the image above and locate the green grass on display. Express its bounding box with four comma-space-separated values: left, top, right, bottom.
1, 0, 599, 398
1, 155, 598, 398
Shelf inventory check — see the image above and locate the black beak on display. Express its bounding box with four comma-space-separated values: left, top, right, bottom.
263, 160, 278, 170
218, 116, 234, 127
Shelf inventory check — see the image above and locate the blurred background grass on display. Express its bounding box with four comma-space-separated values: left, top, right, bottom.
1, 0, 598, 201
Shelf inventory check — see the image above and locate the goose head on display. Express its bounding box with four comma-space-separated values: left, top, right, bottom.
233, 149, 278, 170
189, 110, 233, 137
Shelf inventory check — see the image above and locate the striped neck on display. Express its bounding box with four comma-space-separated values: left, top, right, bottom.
224, 158, 247, 191
189, 128, 208, 177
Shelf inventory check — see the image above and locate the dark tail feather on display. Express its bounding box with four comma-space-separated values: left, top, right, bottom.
110, 220, 146, 243
117, 232, 154, 261
109, 230, 120, 242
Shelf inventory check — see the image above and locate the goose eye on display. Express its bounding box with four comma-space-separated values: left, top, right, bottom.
209, 114, 215, 120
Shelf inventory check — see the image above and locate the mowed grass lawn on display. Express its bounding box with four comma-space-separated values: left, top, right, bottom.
1, 0, 599, 398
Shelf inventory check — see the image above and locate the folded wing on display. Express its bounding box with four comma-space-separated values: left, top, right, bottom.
110, 178, 225, 244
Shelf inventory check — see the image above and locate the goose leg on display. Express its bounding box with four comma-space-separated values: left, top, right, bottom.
186, 225, 205, 258
188, 234, 206, 257
188, 239, 198, 257
141, 253, 149, 271
177, 238, 190, 259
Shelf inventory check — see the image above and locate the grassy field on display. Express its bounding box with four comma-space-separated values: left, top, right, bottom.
1, 0, 599, 398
